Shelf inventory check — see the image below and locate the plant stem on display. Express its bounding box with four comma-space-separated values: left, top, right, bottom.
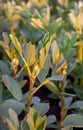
26, 92, 32, 110
29, 79, 34, 92
60, 79, 66, 128
27, 79, 34, 110
32, 80, 49, 95
26, 79, 49, 110
15, 65, 25, 78
20, 52, 34, 110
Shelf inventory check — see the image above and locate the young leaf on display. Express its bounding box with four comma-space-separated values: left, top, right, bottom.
51, 40, 60, 64
42, 33, 50, 47
26, 43, 36, 66
0, 41, 11, 58
39, 33, 52, 68
42, 6, 50, 27
6, 108, 19, 130
36, 116, 46, 130
10, 34, 22, 55
39, 47, 45, 68
26, 107, 46, 130
26, 108, 37, 130
2, 75, 23, 101
31, 18, 44, 29
0, 99, 25, 118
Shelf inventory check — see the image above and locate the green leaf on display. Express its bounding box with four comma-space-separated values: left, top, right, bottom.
38, 55, 50, 82
47, 115, 56, 126
70, 101, 83, 110
0, 84, 3, 102
32, 96, 41, 104
59, 97, 73, 109
0, 119, 8, 130
36, 116, 46, 130
46, 75, 64, 81
33, 103, 49, 116
74, 87, 83, 100
69, 33, 77, 45
38, 68, 48, 81
67, 59, 76, 74
10, 34, 22, 55
19, 80, 27, 88
46, 82, 75, 99
60, 93, 75, 97
45, 81, 61, 99
64, 114, 83, 127
0, 60, 10, 74
0, 99, 25, 118
64, 97, 73, 109
2, 75, 23, 101
21, 120, 30, 130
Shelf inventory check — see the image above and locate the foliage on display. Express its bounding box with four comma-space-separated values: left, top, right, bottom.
0, 0, 83, 130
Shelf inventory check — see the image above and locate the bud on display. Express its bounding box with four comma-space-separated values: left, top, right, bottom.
61, 64, 67, 76
11, 57, 19, 74
32, 64, 40, 80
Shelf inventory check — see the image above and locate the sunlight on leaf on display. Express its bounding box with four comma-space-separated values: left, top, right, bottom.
10, 34, 22, 55
75, 41, 83, 63
51, 40, 60, 64
31, 18, 44, 29
6, 108, 19, 130
26, 43, 36, 66
30, 0, 48, 8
